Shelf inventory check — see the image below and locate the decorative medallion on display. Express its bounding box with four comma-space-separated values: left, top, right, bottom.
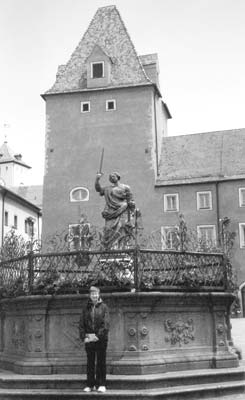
141, 344, 148, 351
164, 318, 195, 347
140, 326, 148, 336
216, 312, 223, 318
217, 324, 224, 335
34, 330, 42, 339
129, 345, 137, 351
128, 327, 136, 336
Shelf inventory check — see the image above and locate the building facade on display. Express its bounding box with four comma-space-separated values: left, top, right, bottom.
41, 5, 171, 238
41, 6, 245, 313
0, 141, 42, 244
156, 130, 245, 314
0, 186, 42, 245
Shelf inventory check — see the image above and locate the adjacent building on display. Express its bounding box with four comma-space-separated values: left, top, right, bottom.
156, 129, 245, 313
0, 141, 42, 243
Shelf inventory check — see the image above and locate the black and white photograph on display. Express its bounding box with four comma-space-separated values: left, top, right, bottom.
0, 0, 245, 398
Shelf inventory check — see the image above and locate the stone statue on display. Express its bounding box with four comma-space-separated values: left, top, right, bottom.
95, 172, 135, 249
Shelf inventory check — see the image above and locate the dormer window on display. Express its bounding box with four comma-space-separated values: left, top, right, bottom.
91, 62, 104, 78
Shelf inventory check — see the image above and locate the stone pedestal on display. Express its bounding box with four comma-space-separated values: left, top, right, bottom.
0, 292, 238, 374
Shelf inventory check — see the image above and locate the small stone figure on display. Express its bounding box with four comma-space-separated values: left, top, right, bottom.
95, 172, 135, 249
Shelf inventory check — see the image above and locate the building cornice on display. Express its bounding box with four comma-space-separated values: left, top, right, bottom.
155, 174, 245, 187
41, 82, 162, 100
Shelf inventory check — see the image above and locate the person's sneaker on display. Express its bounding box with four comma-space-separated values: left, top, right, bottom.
97, 386, 106, 393
83, 387, 92, 392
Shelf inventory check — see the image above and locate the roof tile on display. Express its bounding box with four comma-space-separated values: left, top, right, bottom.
46, 6, 150, 94
158, 129, 245, 185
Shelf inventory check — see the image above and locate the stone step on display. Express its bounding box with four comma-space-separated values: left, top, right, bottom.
0, 367, 244, 390
0, 380, 244, 400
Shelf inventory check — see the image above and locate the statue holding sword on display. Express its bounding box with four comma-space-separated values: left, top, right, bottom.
95, 149, 135, 249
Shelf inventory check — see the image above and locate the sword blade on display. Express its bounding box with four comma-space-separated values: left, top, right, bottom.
99, 148, 104, 173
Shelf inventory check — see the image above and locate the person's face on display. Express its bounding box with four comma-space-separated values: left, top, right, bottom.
90, 290, 99, 303
109, 174, 118, 184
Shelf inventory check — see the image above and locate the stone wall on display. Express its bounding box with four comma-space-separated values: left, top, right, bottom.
0, 291, 238, 374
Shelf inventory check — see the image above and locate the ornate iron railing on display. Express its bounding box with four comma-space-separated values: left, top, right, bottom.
0, 248, 233, 297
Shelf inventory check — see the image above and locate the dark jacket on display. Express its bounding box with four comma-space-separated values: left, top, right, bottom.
79, 298, 109, 342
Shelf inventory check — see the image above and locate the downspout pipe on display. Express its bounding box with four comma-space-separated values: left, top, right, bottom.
215, 181, 221, 247
1, 189, 6, 246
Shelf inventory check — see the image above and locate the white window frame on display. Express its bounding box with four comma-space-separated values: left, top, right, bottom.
106, 99, 116, 111
239, 188, 245, 207
163, 193, 179, 212
239, 223, 245, 249
161, 226, 178, 250
197, 225, 216, 246
81, 101, 90, 113
91, 61, 104, 78
197, 191, 212, 210
70, 187, 89, 202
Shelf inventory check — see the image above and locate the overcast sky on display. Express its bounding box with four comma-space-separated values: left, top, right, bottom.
1, 0, 245, 184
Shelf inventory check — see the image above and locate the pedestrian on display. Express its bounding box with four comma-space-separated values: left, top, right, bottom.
79, 286, 109, 392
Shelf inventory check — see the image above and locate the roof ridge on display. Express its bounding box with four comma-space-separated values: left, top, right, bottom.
166, 128, 245, 138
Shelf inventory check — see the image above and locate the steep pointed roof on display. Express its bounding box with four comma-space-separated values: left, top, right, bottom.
0, 142, 31, 168
156, 128, 245, 185
45, 5, 151, 94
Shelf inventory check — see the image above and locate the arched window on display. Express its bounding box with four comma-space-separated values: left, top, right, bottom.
70, 187, 89, 202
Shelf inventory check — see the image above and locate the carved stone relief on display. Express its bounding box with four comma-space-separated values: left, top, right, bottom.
164, 318, 195, 347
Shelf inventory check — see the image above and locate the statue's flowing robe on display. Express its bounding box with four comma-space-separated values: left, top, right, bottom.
95, 181, 134, 248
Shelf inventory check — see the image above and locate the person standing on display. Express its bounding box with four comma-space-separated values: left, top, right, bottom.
79, 286, 109, 392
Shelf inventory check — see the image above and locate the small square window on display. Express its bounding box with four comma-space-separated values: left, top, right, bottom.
164, 194, 179, 212
239, 223, 245, 248
106, 100, 116, 111
197, 191, 212, 210
239, 188, 245, 207
91, 62, 104, 78
81, 101, 90, 113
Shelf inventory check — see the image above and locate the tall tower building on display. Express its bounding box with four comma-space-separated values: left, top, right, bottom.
0, 141, 31, 187
41, 6, 171, 237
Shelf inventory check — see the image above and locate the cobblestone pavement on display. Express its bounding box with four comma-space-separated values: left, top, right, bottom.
211, 318, 245, 399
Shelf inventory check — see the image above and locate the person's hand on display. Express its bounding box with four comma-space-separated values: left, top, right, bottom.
96, 172, 103, 179
84, 337, 89, 343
